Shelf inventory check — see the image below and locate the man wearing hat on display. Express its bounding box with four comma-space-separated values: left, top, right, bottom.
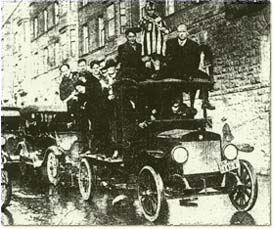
118, 28, 144, 81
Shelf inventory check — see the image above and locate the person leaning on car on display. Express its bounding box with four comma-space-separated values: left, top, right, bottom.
165, 24, 215, 110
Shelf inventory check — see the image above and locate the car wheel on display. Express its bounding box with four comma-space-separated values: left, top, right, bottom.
46, 152, 60, 185
229, 160, 258, 211
138, 165, 165, 222
1, 170, 12, 210
78, 158, 96, 201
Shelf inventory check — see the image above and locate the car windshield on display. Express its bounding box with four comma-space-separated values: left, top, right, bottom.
20, 106, 77, 133
1, 107, 21, 131
114, 78, 212, 121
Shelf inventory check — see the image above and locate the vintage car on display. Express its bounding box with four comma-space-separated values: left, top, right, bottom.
14, 106, 84, 185
1, 147, 12, 210
1, 107, 22, 164
1, 106, 20, 209
78, 78, 258, 222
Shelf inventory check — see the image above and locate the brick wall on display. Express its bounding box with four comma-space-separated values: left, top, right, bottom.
173, 3, 271, 174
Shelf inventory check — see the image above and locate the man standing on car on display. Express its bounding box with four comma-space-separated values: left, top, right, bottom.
166, 24, 215, 110
59, 63, 79, 113
85, 60, 110, 152
77, 58, 90, 83
118, 28, 144, 81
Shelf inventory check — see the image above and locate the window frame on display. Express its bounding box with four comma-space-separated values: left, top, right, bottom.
119, 1, 127, 33
82, 24, 89, 54
44, 9, 48, 32
106, 3, 116, 38
98, 15, 105, 48
165, 0, 175, 16
33, 17, 38, 38
54, 2, 59, 25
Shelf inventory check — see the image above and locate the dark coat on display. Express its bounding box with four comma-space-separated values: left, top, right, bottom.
166, 38, 201, 79
85, 75, 105, 115
118, 41, 143, 73
59, 72, 79, 112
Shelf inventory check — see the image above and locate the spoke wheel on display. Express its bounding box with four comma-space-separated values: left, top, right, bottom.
78, 158, 96, 201
1, 170, 12, 210
229, 160, 258, 211
46, 152, 59, 185
138, 166, 164, 222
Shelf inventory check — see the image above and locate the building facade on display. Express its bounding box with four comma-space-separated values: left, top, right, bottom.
25, 1, 79, 109
2, 1, 31, 107
2, 1, 79, 109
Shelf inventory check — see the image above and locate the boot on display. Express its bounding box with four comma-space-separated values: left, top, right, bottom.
202, 101, 215, 110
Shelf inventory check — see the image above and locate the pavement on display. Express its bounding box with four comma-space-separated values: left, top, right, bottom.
1, 173, 271, 226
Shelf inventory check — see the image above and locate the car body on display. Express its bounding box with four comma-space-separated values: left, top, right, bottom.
14, 106, 84, 185
78, 78, 258, 222
1, 106, 19, 209
1, 106, 22, 164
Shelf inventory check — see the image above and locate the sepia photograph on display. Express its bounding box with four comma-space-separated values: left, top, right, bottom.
1, 0, 271, 226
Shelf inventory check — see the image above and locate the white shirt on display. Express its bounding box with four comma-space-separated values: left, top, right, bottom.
178, 38, 187, 47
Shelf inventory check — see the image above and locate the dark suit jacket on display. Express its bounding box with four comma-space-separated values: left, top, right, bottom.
118, 41, 143, 70
166, 38, 201, 79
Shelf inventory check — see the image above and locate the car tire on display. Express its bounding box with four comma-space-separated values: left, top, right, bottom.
228, 159, 258, 212
46, 152, 60, 186
1, 170, 12, 210
78, 158, 96, 201
137, 165, 165, 222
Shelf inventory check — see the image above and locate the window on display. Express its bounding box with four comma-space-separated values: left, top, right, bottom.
119, 1, 127, 33
62, 43, 67, 61
48, 4, 54, 28
165, 0, 175, 16
48, 45, 54, 67
14, 32, 18, 53
98, 16, 105, 47
107, 4, 115, 37
54, 42, 59, 66
54, 2, 59, 24
38, 12, 44, 34
82, 25, 89, 54
34, 52, 39, 75
33, 17, 38, 38
21, 22, 26, 42
139, 0, 146, 19
43, 47, 49, 72
70, 29, 76, 57
44, 9, 48, 31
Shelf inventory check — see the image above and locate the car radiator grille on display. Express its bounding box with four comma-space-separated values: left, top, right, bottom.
182, 141, 221, 175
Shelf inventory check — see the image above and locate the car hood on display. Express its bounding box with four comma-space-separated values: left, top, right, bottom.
157, 129, 194, 139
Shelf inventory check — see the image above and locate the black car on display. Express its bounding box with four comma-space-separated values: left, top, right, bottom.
14, 106, 84, 185
77, 78, 258, 222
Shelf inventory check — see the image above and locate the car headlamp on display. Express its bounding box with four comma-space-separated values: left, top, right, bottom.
1, 136, 6, 146
223, 144, 238, 160
171, 146, 188, 164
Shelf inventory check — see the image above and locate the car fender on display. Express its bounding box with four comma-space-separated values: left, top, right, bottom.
16, 141, 28, 156
42, 146, 63, 166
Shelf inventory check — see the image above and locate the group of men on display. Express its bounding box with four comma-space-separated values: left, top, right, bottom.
58, 2, 216, 157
